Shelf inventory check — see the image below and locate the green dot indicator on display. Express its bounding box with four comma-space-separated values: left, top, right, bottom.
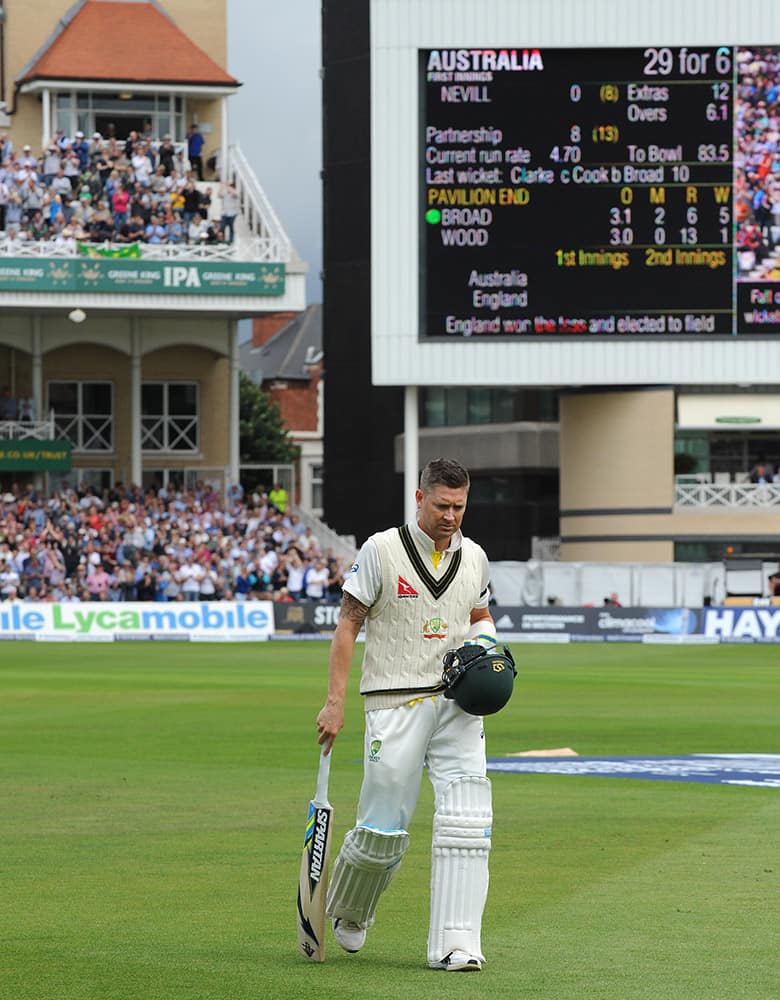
425, 209, 441, 224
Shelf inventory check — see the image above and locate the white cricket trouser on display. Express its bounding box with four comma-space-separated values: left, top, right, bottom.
356, 695, 487, 830
327, 697, 491, 963
349, 696, 491, 964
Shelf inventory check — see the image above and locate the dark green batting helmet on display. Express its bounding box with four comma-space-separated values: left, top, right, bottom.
441, 643, 517, 716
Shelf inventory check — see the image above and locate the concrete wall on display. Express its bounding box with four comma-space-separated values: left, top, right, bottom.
561, 539, 675, 562
560, 389, 674, 511
559, 388, 675, 561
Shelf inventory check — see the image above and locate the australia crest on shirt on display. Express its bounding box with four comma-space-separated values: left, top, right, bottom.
422, 616, 448, 639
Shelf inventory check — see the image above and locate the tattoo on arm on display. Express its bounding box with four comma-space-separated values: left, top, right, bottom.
341, 591, 370, 626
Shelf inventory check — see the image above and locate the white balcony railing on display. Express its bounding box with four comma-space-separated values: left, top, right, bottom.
675, 481, 780, 509
226, 144, 296, 264
0, 415, 56, 440
0, 232, 283, 264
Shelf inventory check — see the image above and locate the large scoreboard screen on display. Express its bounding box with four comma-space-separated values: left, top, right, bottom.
420, 45, 780, 338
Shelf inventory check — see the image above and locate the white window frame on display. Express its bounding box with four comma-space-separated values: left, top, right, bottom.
48, 380, 114, 453
141, 381, 199, 454
56, 91, 185, 141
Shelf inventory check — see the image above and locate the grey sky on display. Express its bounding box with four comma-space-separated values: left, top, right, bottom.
227, 0, 323, 304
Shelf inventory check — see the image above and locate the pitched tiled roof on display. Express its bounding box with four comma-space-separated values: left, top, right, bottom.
18, 0, 239, 87
240, 306, 323, 382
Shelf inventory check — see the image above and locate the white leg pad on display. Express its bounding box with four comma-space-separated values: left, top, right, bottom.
326, 826, 410, 927
427, 775, 492, 966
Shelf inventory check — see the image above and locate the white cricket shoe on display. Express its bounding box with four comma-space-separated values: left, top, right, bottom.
332, 917, 367, 953
432, 949, 482, 972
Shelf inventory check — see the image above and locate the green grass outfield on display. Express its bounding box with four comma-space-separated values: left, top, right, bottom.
1, 641, 778, 1000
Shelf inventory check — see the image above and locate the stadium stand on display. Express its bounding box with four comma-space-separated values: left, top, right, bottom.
0, 480, 350, 604
0, 132, 229, 245
735, 47, 780, 278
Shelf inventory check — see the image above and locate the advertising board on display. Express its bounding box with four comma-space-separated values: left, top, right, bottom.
0, 601, 274, 642
0, 259, 285, 297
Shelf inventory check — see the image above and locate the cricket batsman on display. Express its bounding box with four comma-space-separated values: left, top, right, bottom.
316, 458, 516, 971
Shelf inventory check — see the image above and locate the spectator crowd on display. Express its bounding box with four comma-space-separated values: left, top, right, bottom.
0, 479, 350, 606
0, 124, 241, 247
735, 48, 780, 276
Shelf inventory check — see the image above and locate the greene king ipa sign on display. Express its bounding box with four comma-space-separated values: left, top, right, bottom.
0, 259, 285, 296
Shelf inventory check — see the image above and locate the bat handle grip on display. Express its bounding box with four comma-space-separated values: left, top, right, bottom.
315, 749, 332, 804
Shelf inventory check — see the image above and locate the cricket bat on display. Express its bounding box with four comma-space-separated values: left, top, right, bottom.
296, 749, 333, 961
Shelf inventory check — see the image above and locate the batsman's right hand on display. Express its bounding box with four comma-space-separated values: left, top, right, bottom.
316, 700, 344, 754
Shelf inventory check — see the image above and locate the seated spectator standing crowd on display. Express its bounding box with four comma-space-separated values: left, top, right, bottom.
0, 126, 237, 246
735, 49, 780, 274
0, 479, 349, 605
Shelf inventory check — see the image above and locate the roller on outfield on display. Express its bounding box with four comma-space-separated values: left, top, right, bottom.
296, 749, 334, 962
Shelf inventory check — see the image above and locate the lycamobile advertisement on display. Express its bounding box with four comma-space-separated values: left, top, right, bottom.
0, 602, 273, 642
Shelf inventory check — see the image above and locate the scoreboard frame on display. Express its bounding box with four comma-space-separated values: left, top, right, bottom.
369, 0, 780, 387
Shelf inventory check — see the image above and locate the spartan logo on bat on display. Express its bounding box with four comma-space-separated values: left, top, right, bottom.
306, 806, 331, 892
296, 889, 321, 950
